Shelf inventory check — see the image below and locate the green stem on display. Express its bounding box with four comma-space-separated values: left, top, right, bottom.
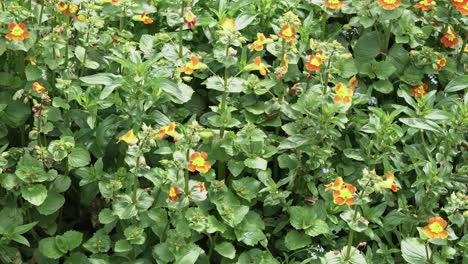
0, 0, 5, 12
38, 2, 44, 24
119, 5, 126, 31
219, 44, 230, 139
79, 31, 90, 77
184, 148, 190, 195
133, 136, 148, 203
64, 16, 70, 69
322, 51, 335, 94
320, 12, 328, 40
344, 180, 371, 261
178, 0, 186, 58
457, 33, 467, 64
384, 20, 393, 53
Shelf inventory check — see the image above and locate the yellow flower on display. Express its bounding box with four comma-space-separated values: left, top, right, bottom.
118, 129, 138, 146
220, 18, 236, 31
188, 152, 211, 174
333, 83, 353, 104
422, 217, 448, 239
278, 24, 297, 42
132, 12, 153, 24
249, 33, 273, 51
32, 82, 45, 94
178, 55, 207, 75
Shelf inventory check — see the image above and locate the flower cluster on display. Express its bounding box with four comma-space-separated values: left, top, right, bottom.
6, 22, 30, 41
378, 0, 402, 10
440, 28, 459, 48
452, 0, 468, 15
333, 83, 354, 104
414, 0, 436, 11
305, 51, 326, 72
411, 83, 428, 97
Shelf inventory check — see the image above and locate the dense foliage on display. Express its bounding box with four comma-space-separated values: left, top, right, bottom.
0, 0, 467, 263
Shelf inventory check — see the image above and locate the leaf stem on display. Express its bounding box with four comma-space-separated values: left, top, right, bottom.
178, 0, 186, 58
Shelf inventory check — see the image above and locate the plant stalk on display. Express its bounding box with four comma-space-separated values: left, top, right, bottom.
178, 0, 186, 58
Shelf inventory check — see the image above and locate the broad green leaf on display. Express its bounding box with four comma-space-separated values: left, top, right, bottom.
235, 15, 256, 30
401, 238, 429, 264
215, 242, 236, 259
444, 75, 468, 92
232, 177, 261, 202
37, 192, 65, 215
284, 230, 311, 250
399, 118, 440, 132
21, 184, 47, 206
68, 147, 91, 168
39, 237, 63, 259
159, 79, 194, 104
244, 157, 268, 170
114, 239, 132, 253
372, 80, 394, 94
353, 32, 381, 68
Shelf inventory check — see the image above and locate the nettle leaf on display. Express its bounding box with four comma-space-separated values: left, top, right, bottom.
401, 238, 429, 264
305, 219, 329, 236
15, 154, 50, 183
284, 230, 311, 250
234, 212, 266, 246
214, 242, 236, 259
289, 206, 317, 230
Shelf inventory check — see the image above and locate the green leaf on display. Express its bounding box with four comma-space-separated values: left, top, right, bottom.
204, 76, 224, 91
232, 177, 261, 202
399, 118, 440, 132
37, 192, 65, 215
80, 73, 122, 86
284, 230, 311, 250
159, 79, 194, 104
227, 160, 244, 177
25, 64, 43, 81
98, 208, 116, 224
343, 149, 366, 161
372, 80, 394, 94
305, 219, 329, 236
353, 32, 381, 68
401, 238, 429, 264
58, 230, 83, 252
444, 75, 468, 92
68, 147, 91, 168
235, 15, 256, 30
244, 157, 268, 170
289, 206, 316, 230
83, 232, 111, 254
215, 242, 236, 259
39, 237, 64, 259
114, 239, 132, 253
15, 154, 50, 183
21, 184, 48, 206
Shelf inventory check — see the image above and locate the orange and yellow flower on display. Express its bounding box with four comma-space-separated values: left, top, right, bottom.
411, 83, 428, 97
453, 0, 468, 15
56, 2, 79, 15
305, 51, 326, 71
32, 82, 45, 94
333, 83, 354, 104
249, 33, 273, 51
325, 177, 344, 191
118, 129, 138, 146
168, 186, 180, 201
245, 56, 270, 76
6, 23, 30, 42
326, 177, 357, 205
184, 10, 198, 29
380, 172, 399, 192
179, 55, 207, 75
422, 217, 449, 239
275, 54, 289, 79
414, 0, 436, 11
441, 28, 459, 48
220, 18, 236, 31
434, 57, 446, 71
132, 12, 153, 24
278, 24, 297, 42
325, 0, 344, 9
156, 122, 179, 140
378, 0, 401, 10
188, 152, 211, 173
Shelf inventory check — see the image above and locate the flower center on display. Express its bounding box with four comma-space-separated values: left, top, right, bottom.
283, 27, 293, 37
384, 0, 397, 4
11, 26, 24, 36
193, 157, 205, 167
339, 188, 353, 198
429, 222, 443, 233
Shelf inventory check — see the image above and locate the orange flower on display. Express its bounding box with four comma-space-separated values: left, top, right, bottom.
440, 28, 459, 48
325, 177, 344, 191
378, 0, 401, 10
333, 83, 354, 104
188, 152, 211, 173
117, 129, 138, 146
156, 122, 179, 140
455, 2, 468, 15
245, 56, 270, 76
184, 10, 198, 29
249, 33, 273, 51
278, 24, 297, 42
333, 184, 357, 205
132, 12, 153, 24
179, 55, 207, 75
414, 0, 436, 11
168, 186, 180, 201
422, 217, 449, 239
348, 76, 358, 90
305, 51, 326, 71
434, 57, 446, 71
411, 83, 428, 97
325, 0, 344, 9
275, 54, 289, 79
32, 82, 45, 94
380, 172, 399, 192
220, 18, 236, 31
6, 23, 30, 42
